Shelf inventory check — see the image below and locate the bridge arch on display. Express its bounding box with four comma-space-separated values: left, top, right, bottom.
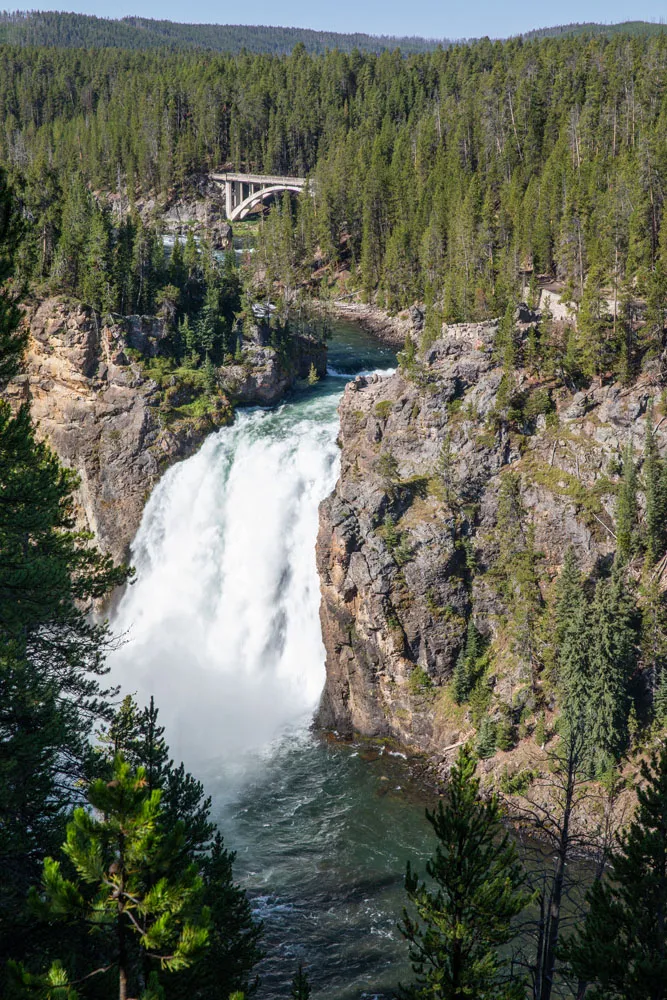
229, 184, 304, 222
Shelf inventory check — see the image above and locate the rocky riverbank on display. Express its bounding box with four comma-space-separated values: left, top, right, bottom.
326, 300, 417, 348
4, 296, 326, 562
315, 315, 664, 787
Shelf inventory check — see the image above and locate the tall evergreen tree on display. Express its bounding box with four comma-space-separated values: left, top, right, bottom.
97, 696, 263, 1000
400, 746, 528, 1000
643, 399, 667, 565
553, 547, 583, 647
565, 745, 667, 1000
615, 443, 639, 564
587, 570, 637, 769
0, 192, 127, 982
28, 757, 209, 1000
0, 168, 26, 386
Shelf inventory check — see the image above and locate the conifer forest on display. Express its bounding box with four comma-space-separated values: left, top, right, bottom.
2, 11, 667, 1000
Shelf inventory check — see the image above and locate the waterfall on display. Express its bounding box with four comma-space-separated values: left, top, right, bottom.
108, 390, 341, 770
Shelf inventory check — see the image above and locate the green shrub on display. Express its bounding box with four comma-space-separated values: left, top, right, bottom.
476, 715, 496, 759
466, 656, 493, 723
524, 387, 553, 421
499, 767, 538, 795
377, 450, 400, 485
495, 715, 516, 752
374, 400, 393, 421
408, 665, 433, 696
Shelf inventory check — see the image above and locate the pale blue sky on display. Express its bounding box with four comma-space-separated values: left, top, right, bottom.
30, 1, 667, 40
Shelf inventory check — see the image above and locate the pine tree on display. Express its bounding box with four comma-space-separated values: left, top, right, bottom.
203, 354, 217, 395
643, 399, 667, 564
290, 963, 312, 1000
115, 216, 138, 315
0, 168, 26, 386
558, 596, 592, 729
577, 266, 608, 381
400, 746, 528, 1000
97, 696, 214, 859
476, 715, 497, 759
615, 444, 638, 564
0, 365, 127, 981
587, 571, 637, 769
553, 547, 583, 647
170, 833, 263, 1000
494, 474, 543, 686
30, 758, 209, 1000
0, 651, 79, 970
655, 667, 667, 728
0, 403, 128, 700
639, 568, 667, 705
644, 210, 667, 356
50, 177, 91, 297
555, 548, 592, 729
564, 745, 667, 1000
80, 206, 114, 312
97, 696, 262, 1000
452, 618, 483, 705
496, 711, 516, 752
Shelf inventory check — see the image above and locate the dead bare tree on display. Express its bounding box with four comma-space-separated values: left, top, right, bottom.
507, 719, 621, 1000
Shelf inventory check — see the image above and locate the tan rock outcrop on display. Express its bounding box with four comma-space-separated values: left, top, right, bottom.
4, 297, 230, 563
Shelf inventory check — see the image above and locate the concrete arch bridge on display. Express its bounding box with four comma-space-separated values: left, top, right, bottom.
210, 171, 307, 222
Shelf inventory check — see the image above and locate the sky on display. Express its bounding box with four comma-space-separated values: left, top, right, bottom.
25, 0, 667, 39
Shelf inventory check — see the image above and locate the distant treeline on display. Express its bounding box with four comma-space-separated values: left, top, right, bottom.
0, 10, 448, 55
0, 10, 665, 56
523, 20, 666, 40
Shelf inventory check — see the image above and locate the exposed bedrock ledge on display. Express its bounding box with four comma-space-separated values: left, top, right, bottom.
4, 296, 326, 563
316, 319, 662, 755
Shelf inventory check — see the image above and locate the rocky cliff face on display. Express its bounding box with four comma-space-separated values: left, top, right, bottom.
110, 173, 233, 248
316, 319, 662, 758
5, 297, 326, 562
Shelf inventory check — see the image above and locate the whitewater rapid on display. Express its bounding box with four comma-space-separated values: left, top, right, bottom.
108, 389, 341, 769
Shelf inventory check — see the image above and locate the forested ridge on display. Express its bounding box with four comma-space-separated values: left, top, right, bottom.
0, 11, 447, 55
2, 31, 667, 381
0, 11, 664, 55
523, 21, 666, 40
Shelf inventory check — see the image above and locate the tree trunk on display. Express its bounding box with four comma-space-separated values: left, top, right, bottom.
539, 747, 575, 1000
118, 831, 128, 1000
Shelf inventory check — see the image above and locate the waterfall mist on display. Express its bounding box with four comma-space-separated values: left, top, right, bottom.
108, 392, 341, 772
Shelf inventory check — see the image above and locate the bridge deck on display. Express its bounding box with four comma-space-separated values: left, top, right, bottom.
210, 171, 306, 186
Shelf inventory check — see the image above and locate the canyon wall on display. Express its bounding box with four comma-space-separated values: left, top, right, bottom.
316, 318, 662, 761
5, 296, 325, 562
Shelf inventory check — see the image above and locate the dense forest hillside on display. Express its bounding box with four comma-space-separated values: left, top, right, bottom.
1, 30, 667, 383
524, 20, 666, 40
0, 11, 447, 54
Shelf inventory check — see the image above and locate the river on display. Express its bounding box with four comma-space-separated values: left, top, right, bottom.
108, 320, 436, 1000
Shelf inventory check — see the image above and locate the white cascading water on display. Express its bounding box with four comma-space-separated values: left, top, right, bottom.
108, 390, 341, 771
